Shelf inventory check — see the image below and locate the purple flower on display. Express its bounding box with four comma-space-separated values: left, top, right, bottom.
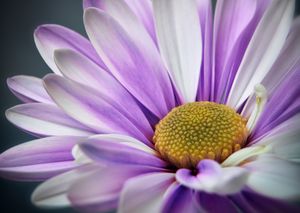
1, 0, 300, 212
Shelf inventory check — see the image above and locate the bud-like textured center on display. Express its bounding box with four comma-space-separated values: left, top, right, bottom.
153, 102, 248, 168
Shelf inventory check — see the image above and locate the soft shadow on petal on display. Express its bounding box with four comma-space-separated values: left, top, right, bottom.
67, 165, 163, 212
79, 135, 167, 167
43, 74, 151, 144
84, 8, 175, 118
227, 0, 294, 109
54, 49, 153, 139
7, 75, 53, 104
153, 0, 202, 103
34, 24, 105, 74
0, 136, 84, 181
244, 154, 300, 200
6, 103, 94, 137
118, 172, 174, 213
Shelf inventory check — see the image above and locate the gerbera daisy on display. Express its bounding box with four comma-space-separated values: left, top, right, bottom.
1, 0, 300, 212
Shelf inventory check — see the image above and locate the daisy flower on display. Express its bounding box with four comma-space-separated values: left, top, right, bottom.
1, 0, 300, 212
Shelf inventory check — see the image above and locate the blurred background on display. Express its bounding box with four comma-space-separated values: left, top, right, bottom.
0, 1, 300, 213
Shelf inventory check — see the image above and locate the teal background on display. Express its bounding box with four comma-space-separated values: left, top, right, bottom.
0, 1, 300, 213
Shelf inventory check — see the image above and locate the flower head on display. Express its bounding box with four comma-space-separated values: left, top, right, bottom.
1, 0, 300, 212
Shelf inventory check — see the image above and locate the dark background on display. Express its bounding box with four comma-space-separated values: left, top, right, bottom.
0, 1, 300, 213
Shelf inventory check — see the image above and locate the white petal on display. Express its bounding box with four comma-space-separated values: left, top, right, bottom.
153, 0, 202, 102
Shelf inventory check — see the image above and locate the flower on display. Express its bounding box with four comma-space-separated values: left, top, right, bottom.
1, 0, 300, 212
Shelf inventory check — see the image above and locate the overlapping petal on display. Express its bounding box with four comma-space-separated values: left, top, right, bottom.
0, 136, 83, 181
34, 24, 105, 74
84, 8, 175, 118
7, 75, 53, 104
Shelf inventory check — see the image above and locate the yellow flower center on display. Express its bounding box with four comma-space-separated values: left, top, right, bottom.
153, 102, 248, 168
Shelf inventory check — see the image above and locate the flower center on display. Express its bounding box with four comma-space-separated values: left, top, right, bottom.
153, 102, 248, 168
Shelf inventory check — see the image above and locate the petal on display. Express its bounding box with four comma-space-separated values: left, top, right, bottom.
161, 183, 199, 213
43, 74, 151, 144
231, 191, 300, 213
34, 24, 105, 74
79, 135, 167, 167
176, 160, 249, 195
54, 49, 153, 138
32, 164, 100, 207
6, 103, 93, 137
83, 0, 157, 44
153, 0, 202, 103
251, 114, 300, 161
252, 68, 300, 139
67, 165, 162, 212
7, 75, 53, 104
197, 193, 238, 213
213, 0, 268, 103
196, 0, 213, 101
84, 8, 175, 118
118, 172, 174, 213
0, 136, 83, 181
227, 0, 294, 108
244, 155, 300, 200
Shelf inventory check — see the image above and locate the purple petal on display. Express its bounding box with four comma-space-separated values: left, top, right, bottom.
34, 24, 106, 74
43, 74, 151, 144
231, 190, 300, 213
79, 135, 166, 167
83, 0, 157, 45
162, 184, 199, 213
196, 0, 213, 101
7, 75, 53, 104
212, 0, 269, 103
197, 192, 239, 213
84, 8, 175, 118
6, 103, 94, 137
0, 136, 83, 181
67, 165, 161, 212
227, 0, 294, 109
176, 160, 248, 195
119, 172, 174, 213
54, 49, 153, 139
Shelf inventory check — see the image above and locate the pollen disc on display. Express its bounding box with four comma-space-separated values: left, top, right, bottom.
153, 102, 248, 168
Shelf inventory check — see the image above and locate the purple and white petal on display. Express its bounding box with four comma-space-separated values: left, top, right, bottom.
43, 74, 151, 144
6, 103, 93, 137
244, 155, 300, 200
212, 0, 268, 103
196, 0, 213, 101
7, 75, 53, 104
84, 8, 175, 118
153, 0, 202, 103
0, 136, 83, 181
67, 165, 162, 212
32, 164, 100, 207
118, 172, 174, 213
34, 24, 105, 74
161, 183, 199, 213
227, 0, 294, 109
176, 160, 249, 195
83, 0, 157, 45
79, 135, 167, 167
197, 192, 239, 213
54, 49, 153, 138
